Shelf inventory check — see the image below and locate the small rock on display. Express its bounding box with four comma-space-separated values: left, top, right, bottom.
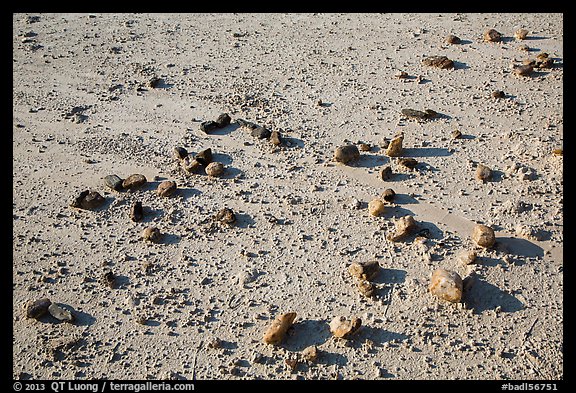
401, 108, 430, 120
422, 55, 454, 69
475, 164, 492, 182
518, 44, 530, 51
471, 224, 496, 248
80, 191, 106, 210
148, 77, 162, 88
207, 337, 223, 349
535, 53, 554, 69
429, 269, 463, 303
513, 65, 533, 77
514, 28, 529, 40
142, 226, 162, 243
103, 271, 116, 288
451, 129, 463, 139
348, 260, 380, 281
483, 28, 502, 42
215, 113, 231, 128
445, 34, 461, 44
104, 174, 124, 191
157, 180, 177, 197
398, 157, 418, 170
329, 316, 362, 339
387, 215, 418, 242
270, 130, 283, 146
216, 208, 236, 225
263, 312, 297, 345
368, 199, 385, 217
181, 156, 203, 173
122, 174, 147, 189
205, 162, 225, 177
385, 134, 403, 157
173, 147, 188, 160
334, 144, 360, 164
492, 90, 506, 99
394, 70, 408, 79
358, 143, 371, 152
457, 250, 477, 265
130, 201, 143, 222
356, 279, 376, 298
552, 149, 563, 156
302, 345, 319, 362
194, 148, 213, 166
381, 188, 395, 202
200, 120, 219, 133
25, 298, 51, 319
48, 303, 74, 323
379, 165, 393, 180
251, 126, 271, 139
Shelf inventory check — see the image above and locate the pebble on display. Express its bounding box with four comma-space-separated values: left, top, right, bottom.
103, 271, 116, 288
200, 120, 219, 133
122, 174, 147, 189
348, 260, 380, 281
514, 28, 529, 40
70, 190, 105, 210
394, 70, 408, 79
518, 44, 530, 51
215, 208, 236, 225
513, 65, 533, 77
387, 215, 417, 242
428, 269, 463, 303
457, 250, 477, 265
483, 29, 502, 42
104, 174, 124, 191
251, 126, 271, 139
386, 134, 403, 157
205, 162, 225, 177
422, 55, 454, 69
270, 130, 283, 146
25, 298, 51, 319
263, 312, 297, 345
173, 147, 188, 160
381, 188, 396, 202
329, 316, 362, 339
48, 303, 75, 323
398, 157, 418, 170
451, 130, 462, 139
380, 165, 393, 180
401, 108, 437, 120
216, 113, 231, 128
358, 143, 371, 152
130, 201, 143, 222
157, 180, 177, 197
180, 156, 203, 173
368, 199, 386, 217
334, 144, 360, 164
356, 279, 376, 298
471, 224, 496, 248
142, 226, 162, 243
475, 164, 492, 182
302, 345, 319, 362
492, 90, 506, 99
445, 34, 461, 44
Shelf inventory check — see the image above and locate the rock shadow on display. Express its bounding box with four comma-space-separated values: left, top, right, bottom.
161, 232, 181, 245
352, 154, 388, 168
283, 319, 332, 352
402, 147, 453, 157
174, 187, 202, 201
282, 136, 305, 149
211, 152, 234, 166
352, 326, 410, 348
234, 212, 256, 229
391, 193, 419, 205
372, 268, 407, 285
205, 123, 240, 136
497, 237, 544, 258
452, 61, 470, 70
463, 277, 525, 314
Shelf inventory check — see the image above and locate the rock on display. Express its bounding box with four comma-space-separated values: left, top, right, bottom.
263, 312, 297, 345
80, 191, 105, 209
515, 224, 546, 241
380, 165, 393, 180
194, 148, 213, 166
334, 144, 360, 164
387, 215, 418, 242
513, 65, 533, 77
237, 118, 258, 130
216, 208, 236, 225
518, 44, 530, 51
475, 164, 492, 182
205, 162, 225, 177
142, 226, 162, 243
422, 55, 454, 69
401, 108, 435, 120
535, 53, 554, 69
122, 174, 147, 189
103, 271, 116, 288
385, 134, 403, 157
200, 120, 219, 133
173, 147, 188, 160
329, 316, 361, 339
552, 149, 563, 156
457, 250, 477, 265
445, 34, 461, 44
471, 224, 496, 248
492, 90, 506, 99
157, 180, 177, 197
395, 70, 408, 78
181, 156, 203, 173
216, 113, 231, 128
514, 28, 529, 40
451, 129, 462, 139
104, 174, 124, 191
398, 157, 418, 170
483, 28, 502, 42
348, 260, 380, 281
251, 126, 271, 139
148, 77, 162, 88
48, 303, 75, 323
358, 143, 371, 152
356, 279, 375, 298
270, 130, 283, 146
429, 269, 463, 303
25, 298, 51, 319
130, 201, 143, 222
381, 188, 395, 202
302, 345, 318, 362
368, 199, 385, 217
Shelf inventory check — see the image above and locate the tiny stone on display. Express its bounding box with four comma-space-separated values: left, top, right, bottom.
348, 260, 380, 281
157, 180, 177, 197
130, 201, 143, 222
216, 208, 236, 225
475, 164, 492, 182
358, 143, 371, 152
270, 130, 283, 146
368, 199, 385, 217
457, 250, 477, 265
492, 90, 506, 99
422, 55, 454, 69
329, 316, 362, 339
514, 65, 533, 77
205, 162, 225, 177
451, 130, 462, 139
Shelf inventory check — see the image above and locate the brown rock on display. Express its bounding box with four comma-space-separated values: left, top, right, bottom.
398, 157, 418, 170
514, 65, 533, 77
301, 345, 319, 362
270, 130, 283, 146
492, 90, 506, 99
216, 113, 231, 128
205, 162, 225, 177
422, 55, 454, 69
356, 279, 376, 298
385, 134, 404, 157
122, 174, 147, 189
429, 269, 463, 302
483, 28, 502, 42
216, 208, 236, 225
368, 199, 385, 217
157, 180, 177, 197
181, 156, 203, 173
329, 316, 362, 339
173, 147, 188, 160
263, 312, 297, 345
451, 129, 463, 139
471, 224, 496, 248
194, 148, 213, 166
387, 215, 418, 242
514, 28, 529, 40
80, 191, 105, 209
358, 143, 371, 152
142, 226, 162, 243
445, 34, 461, 44
348, 260, 380, 281
130, 201, 143, 222
381, 188, 395, 202
334, 144, 360, 164
475, 164, 492, 182
457, 250, 477, 265
380, 165, 393, 180
25, 298, 51, 319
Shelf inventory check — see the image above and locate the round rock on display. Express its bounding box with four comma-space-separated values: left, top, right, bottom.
333, 144, 360, 164
157, 180, 177, 197
368, 199, 385, 217
142, 226, 162, 243
429, 269, 463, 303
205, 162, 225, 177
48, 303, 75, 323
122, 174, 147, 189
471, 224, 496, 248
25, 298, 51, 319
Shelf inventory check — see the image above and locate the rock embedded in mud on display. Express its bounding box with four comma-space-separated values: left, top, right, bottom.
483, 28, 502, 42
334, 144, 360, 164
381, 188, 396, 202
422, 55, 454, 69
263, 312, 297, 345
368, 199, 386, 217
251, 126, 271, 139
329, 316, 362, 339
387, 215, 418, 242
130, 201, 143, 222
471, 224, 496, 248
173, 147, 188, 160
457, 250, 477, 265
142, 226, 162, 243
348, 260, 380, 281
429, 269, 463, 303
475, 164, 492, 182
205, 162, 225, 177
445, 34, 461, 44
122, 174, 147, 189
104, 174, 124, 191
81, 191, 105, 209
25, 298, 51, 319
216, 113, 231, 128
386, 134, 404, 157
380, 165, 393, 180
216, 208, 236, 225
514, 28, 529, 40
194, 148, 213, 166
157, 180, 177, 197
48, 303, 74, 323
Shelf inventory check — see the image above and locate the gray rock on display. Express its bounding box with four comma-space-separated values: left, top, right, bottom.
48, 303, 75, 323
104, 175, 124, 191
251, 126, 271, 139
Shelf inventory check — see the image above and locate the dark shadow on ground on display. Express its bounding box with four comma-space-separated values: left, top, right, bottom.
463, 276, 525, 314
